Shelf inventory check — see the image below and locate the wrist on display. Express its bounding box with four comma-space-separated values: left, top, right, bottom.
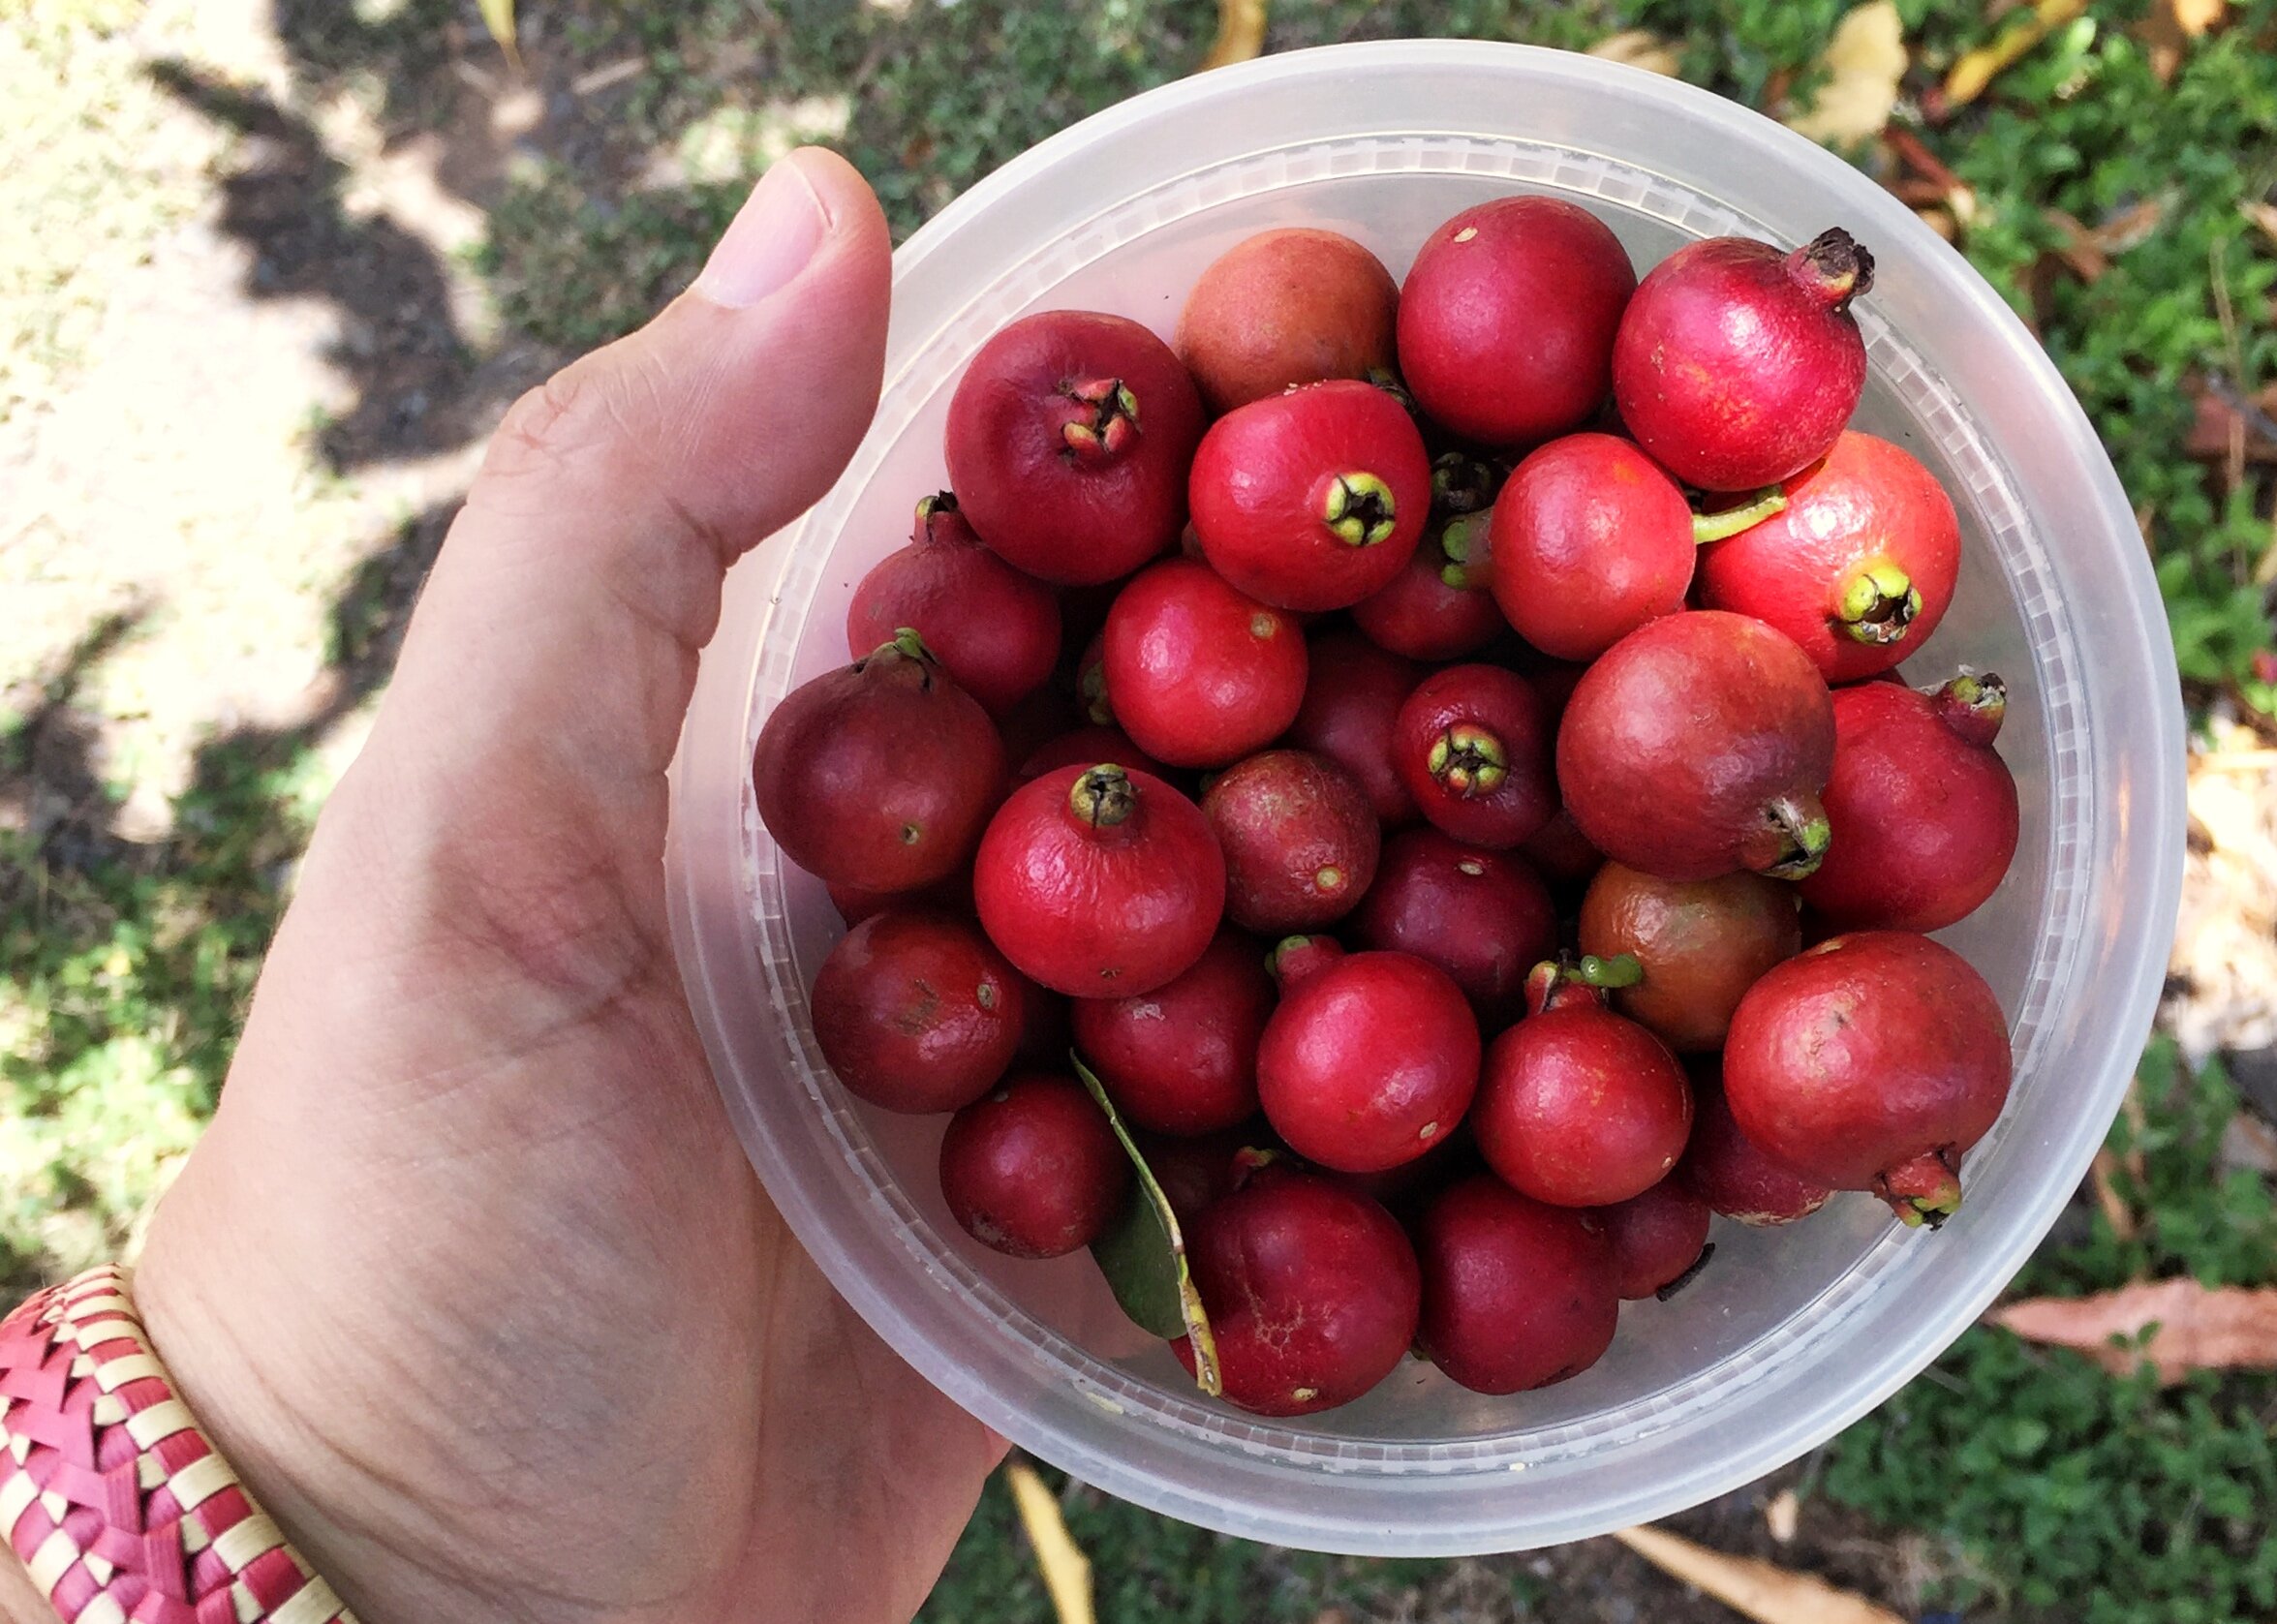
0, 1266, 369, 1624
132, 1239, 495, 1624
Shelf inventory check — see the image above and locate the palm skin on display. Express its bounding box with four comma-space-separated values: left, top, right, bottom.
55, 152, 1001, 1624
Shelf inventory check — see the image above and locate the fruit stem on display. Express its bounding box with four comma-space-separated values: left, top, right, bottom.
1654, 1241, 1715, 1302
1876, 1149, 1962, 1228
1323, 472, 1399, 547
1079, 654, 1113, 726
1367, 367, 1418, 418
1426, 723, 1507, 797
1523, 956, 1620, 1016
1437, 512, 1492, 591
1928, 668, 2008, 747
1834, 561, 1922, 646
1761, 793, 1832, 880
869, 626, 935, 667
1268, 934, 1346, 991
1060, 377, 1140, 462
1069, 764, 1137, 829
1573, 952, 1645, 990
1691, 486, 1788, 544
1790, 227, 1875, 312
1431, 451, 1499, 516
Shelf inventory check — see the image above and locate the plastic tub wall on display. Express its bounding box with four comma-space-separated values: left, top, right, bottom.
665, 42, 2184, 1554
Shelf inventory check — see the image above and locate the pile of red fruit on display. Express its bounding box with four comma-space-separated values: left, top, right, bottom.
754, 199, 2022, 1420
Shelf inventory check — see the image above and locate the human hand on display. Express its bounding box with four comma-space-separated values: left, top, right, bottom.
119, 149, 1001, 1624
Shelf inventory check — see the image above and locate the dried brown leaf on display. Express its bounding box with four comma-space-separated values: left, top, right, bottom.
2090, 1148, 2138, 1240
1588, 29, 1682, 77
1884, 127, 1977, 227
2043, 207, 2111, 283
2141, 0, 2231, 84
2086, 196, 2169, 256
1765, 1488, 1801, 1544
1913, 204, 1959, 240
1988, 1278, 2277, 1383
1199, 0, 1269, 71
1945, 0, 2087, 107
2242, 199, 2277, 251
1006, 1460, 1095, 1624
2186, 383, 2277, 466
1612, 1525, 1906, 1624
1786, 2, 1907, 144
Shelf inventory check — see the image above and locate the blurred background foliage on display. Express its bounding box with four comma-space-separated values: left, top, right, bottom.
6, 1, 2277, 1619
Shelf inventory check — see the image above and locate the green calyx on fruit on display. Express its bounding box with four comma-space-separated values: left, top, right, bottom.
1069, 763, 1138, 829
1437, 512, 1492, 591
1323, 472, 1399, 547
1431, 451, 1498, 516
1061, 377, 1141, 462
1875, 1148, 1962, 1229
1928, 668, 2008, 748
1574, 952, 1645, 990
861, 627, 938, 686
1427, 723, 1506, 797
1790, 227, 1875, 312
1690, 485, 1788, 544
1523, 951, 1644, 1016
1761, 793, 1832, 880
914, 490, 959, 525
1834, 561, 1923, 646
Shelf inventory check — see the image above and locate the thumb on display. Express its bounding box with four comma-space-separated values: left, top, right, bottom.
324, 147, 891, 963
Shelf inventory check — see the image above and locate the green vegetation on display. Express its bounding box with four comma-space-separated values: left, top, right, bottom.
6, 0, 2277, 1617
1824, 1043, 2277, 1623
923, 1473, 1432, 1624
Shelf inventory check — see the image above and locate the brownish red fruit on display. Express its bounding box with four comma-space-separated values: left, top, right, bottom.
939, 1072, 1130, 1258
1613, 228, 1871, 492
846, 493, 1062, 714
1201, 750, 1380, 932
1415, 1176, 1619, 1394
1724, 932, 2013, 1226
1070, 928, 1274, 1137
754, 630, 1006, 891
1177, 1163, 1421, 1416
1557, 611, 1834, 881
1176, 228, 1400, 414
1798, 672, 2020, 932
1577, 863, 1803, 1052
945, 309, 1204, 584
1398, 196, 1637, 447
813, 909, 1027, 1115
974, 763, 1225, 997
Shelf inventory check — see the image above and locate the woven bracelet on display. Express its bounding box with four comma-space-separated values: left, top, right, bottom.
0, 1266, 357, 1624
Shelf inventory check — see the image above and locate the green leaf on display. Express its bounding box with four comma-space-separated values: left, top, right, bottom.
1073, 1056, 1219, 1396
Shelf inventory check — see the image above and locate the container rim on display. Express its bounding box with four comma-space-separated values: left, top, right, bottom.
666, 38, 2187, 1553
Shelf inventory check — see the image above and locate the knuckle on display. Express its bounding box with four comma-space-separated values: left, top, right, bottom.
481, 367, 608, 491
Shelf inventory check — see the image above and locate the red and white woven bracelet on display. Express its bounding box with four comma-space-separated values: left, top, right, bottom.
0, 1266, 357, 1624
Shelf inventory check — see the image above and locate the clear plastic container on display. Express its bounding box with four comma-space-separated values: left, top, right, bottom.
664, 41, 2185, 1553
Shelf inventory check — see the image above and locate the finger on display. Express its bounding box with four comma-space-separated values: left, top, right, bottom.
312, 148, 890, 988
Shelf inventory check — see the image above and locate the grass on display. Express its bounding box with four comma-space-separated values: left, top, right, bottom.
5, 0, 2276, 1618
1822, 1042, 2277, 1623
0, 0, 214, 426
